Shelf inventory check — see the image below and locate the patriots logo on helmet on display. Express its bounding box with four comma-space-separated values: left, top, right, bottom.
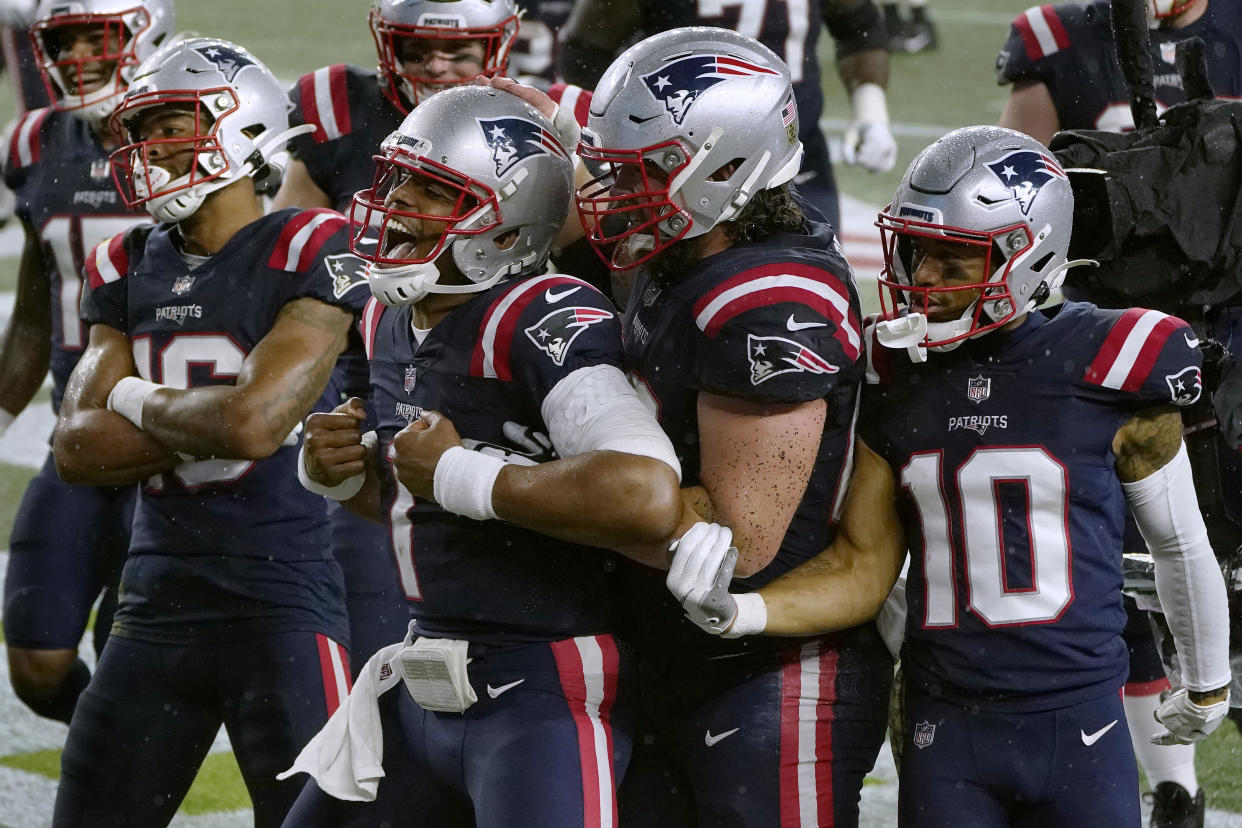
525, 306, 614, 366
193, 45, 254, 82
985, 150, 1067, 216
747, 333, 838, 386
641, 55, 779, 126
478, 117, 567, 177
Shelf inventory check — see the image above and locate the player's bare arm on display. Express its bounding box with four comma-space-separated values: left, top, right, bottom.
133, 297, 352, 460
301, 396, 384, 522
270, 158, 333, 211
666, 438, 907, 637
53, 323, 179, 485
998, 79, 1060, 147
391, 409, 682, 548
0, 225, 53, 420
696, 391, 827, 577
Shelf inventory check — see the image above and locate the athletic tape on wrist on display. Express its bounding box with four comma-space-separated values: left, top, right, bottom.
851, 83, 889, 125
723, 592, 768, 638
106, 376, 163, 429
433, 445, 505, 522
297, 441, 367, 501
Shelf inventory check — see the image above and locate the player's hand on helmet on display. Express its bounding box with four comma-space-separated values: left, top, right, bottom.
842, 120, 897, 173
302, 397, 368, 487
480, 76, 580, 153
390, 410, 463, 500
666, 522, 740, 636
1151, 687, 1231, 745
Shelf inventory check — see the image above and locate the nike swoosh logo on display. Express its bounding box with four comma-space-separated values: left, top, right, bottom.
545, 286, 580, 303
486, 679, 525, 699
786, 314, 828, 332
1081, 719, 1118, 746
629, 114, 661, 124
704, 727, 740, 747
1185, 332, 1201, 348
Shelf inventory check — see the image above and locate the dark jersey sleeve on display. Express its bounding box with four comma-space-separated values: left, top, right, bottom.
503, 276, 626, 410
2, 107, 48, 192
1079, 306, 1206, 408
79, 225, 153, 332
266, 208, 371, 317
995, 2, 1084, 86
688, 264, 863, 405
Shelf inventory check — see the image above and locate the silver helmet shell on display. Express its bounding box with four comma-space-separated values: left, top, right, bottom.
369, 0, 520, 113
31, 0, 174, 123
349, 84, 574, 306
109, 37, 300, 222
875, 125, 1075, 351
576, 26, 803, 270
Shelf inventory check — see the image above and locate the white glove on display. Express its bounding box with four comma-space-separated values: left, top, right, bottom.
666, 522, 739, 635
842, 83, 897, 173
1151, 687, 1231, 745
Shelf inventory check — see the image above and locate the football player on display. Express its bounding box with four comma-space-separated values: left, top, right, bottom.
0, 0, 171, 725
997, 0, 1242, 144
572, 27, 892, 827
669, 125, 1233, 828
997, 2, 1242, 822
282, 84, 683, 826
271, 0, 598, 674
558, 0, 896, 231
50, 38, 365, 827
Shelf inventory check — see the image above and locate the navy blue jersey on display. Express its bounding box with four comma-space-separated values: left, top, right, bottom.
997, 0, 1242, 131
3, 107, 150, 412
1, 26, 50, 113
637, 0, 825, 150
78, 208, 370, 644
619, 219, 864, 657
362, 273, 627, 641
860, 302, 1205, 711
511, 0, 574, 83
288, 64, 403, 213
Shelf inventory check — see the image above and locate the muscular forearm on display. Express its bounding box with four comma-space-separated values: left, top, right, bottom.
53, 407, 178, 485
493, 451, 681, 548
837, 49, 889, 92
0, 317, 51, 417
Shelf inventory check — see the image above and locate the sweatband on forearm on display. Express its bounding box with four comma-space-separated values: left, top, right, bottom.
106, 376, 163, 430
433, 445, 505, 522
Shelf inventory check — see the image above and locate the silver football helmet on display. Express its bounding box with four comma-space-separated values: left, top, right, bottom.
875, 125, 1076, 354
109, 37, 311, 222
575, 26, 803, 270
369, 0, 520, 113
349, 84, 573, 306
30, 0, 174, 123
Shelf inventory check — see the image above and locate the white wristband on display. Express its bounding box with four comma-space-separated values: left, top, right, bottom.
550, 101, 583, 152
297, 440, 367, 501
722, 592, 768, 638
106, 376, 163, 429
0, 408, 14, 438
851, 82, 889, 125
432, 445, 504, 522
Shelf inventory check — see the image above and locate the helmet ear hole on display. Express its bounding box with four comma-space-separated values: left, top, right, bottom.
708, 158, 745, 183
1030, 250, 1056, 273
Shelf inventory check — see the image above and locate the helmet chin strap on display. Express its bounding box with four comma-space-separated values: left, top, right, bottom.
365, 258, 506, 307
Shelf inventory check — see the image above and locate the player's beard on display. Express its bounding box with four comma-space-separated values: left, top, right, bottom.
645, 234, 712, 285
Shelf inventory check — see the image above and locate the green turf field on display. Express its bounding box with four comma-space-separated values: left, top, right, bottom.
0, 0, 1239, 823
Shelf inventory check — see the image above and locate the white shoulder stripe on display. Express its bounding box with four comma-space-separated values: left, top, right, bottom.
312, 66, 342, 141
93, 241, 124, 284
1025, 7, 1061, 57
479, 274, 586, 379
694, 274, 859, 353
1099, 310, 1165, 390
281, 212, 338, 271
16, 111, 41, 167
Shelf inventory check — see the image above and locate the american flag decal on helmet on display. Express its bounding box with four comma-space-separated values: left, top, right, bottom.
478, 116, 568, 177
747, 333, 838, 385
985, 150, 1067, 216
642, 55, 780, 125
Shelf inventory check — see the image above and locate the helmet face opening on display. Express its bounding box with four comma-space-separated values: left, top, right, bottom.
876, 212, 1032, 348
369, 6, 517, 112
350, 151, 496, 270
109, 90, 233, 210
575, 139, 694, 271
32, 7, 148, 112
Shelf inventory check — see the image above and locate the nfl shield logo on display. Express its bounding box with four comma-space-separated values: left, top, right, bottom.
967, 375, 991, 404
1160, 41, 1178, 64
171, 276, 195, 295
403, 365, 416, 394
913, 721, 936, 749
90, 159, 110, 180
